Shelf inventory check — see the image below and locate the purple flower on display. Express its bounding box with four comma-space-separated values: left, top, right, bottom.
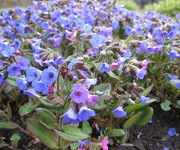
99, 63, 111, 73
23, 88, 39, 98
78, 106, 96, 122
70, 84, 89, 103
168, 128, 176, 136
61, 108, 79, 124
17, 57, 30, 70
135, 67, 147, 80
16, 78, 27, 90
87, 95, 100, 106
41, 66, 58, 87
140, 96, 150, 104
7, 64, 21, 76
112, 106, 127, 118
0, 73, 4, 84
26, 67, 41, 82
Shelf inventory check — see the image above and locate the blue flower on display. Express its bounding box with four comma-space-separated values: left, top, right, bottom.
0, 45, 16, 57
99, 63, 111, 73
112, 106, 127, 118
41, 66, 58, 87
17, 57, 30, 70
83, 78, 97, 88
26, 67, 41, 82
123, 49, 132, 58
0, 60, 3, 67
68, 59, 79, 69
169, 79, 180, 89
61, 108, 79, 124
0, 73, 4, 84
16, 78, 27, 90
7, 64, 21, 76
90, 33, 106, 50
162, 147, 169, 150
23, 88, 39, 98
168, 128, 176, 136
112, 20, 120, 30
135, 67, 147, 80
33, 81, 48, 95
78, 106, 96, 122
125, 26, 132, 36
168, 51, 180, 59
167, 74, 178, 80
140, 96, 150, 104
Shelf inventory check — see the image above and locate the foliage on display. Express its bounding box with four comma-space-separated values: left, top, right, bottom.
0, 0, 179, 149
146, 0, 180, 16
116, 0, 139, 10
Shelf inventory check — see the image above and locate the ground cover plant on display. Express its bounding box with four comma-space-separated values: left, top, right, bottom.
0, 0, 179, 149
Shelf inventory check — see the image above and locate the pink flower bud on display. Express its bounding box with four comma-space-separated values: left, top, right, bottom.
141, 60, 148, 68
111, 62, 119, 70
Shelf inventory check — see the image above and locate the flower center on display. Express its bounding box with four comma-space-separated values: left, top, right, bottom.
75, 91, 81, 96
49, 72, 54, 78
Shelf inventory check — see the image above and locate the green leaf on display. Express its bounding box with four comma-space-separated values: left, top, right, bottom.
35, 108, 58, 129
55, 125, 89, 141
0, 121, 17, 129
141, 84, 154, 96
19, 102, 40, 116
10, 133, 21, 147
27, 120, 59, 149
160, 100, 171, 111
39, 98, 64, 112
123, 111, 143, 129
6, 76, 18, 87
135, 107, 154, 126
94, 83, 111, 96
109, 129, 125, 137
107, 72, 120, 81
0, 142, 8, 148
126, 103, 149, 114
89, 143, 100, 150
82, 122, 92, 135
70, 142, 80, 150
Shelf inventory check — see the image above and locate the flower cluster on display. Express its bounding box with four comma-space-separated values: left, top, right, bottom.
0, 0, 179, 149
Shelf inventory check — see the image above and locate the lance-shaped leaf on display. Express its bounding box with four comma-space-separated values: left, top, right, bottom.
82, 121, 92, 135
0, 121, 17, 129
141, 84, 154, 97
126, 103, 149, 114
109, 129, 125, 137
55, 125, 89, 141
27, 120, 59, 149
123, 111, 143, 129
19, 102, 40, 116
135, 107, 154, 126
35, 108, 58, 129
107, 72, 120, 81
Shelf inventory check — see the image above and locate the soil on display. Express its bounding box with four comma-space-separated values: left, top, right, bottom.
117, 104, 180, 150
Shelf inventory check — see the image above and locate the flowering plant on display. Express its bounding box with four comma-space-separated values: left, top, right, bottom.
0, 0, 179, 149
